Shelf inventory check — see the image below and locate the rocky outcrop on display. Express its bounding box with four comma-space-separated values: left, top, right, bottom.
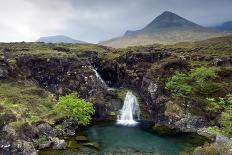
0, 58, 9, 79
14, 56, 121, 119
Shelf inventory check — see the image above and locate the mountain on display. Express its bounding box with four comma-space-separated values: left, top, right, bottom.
37, 35, 86, 44
211, 21, 232, 31
124, 11, 201, 36
101, 11, 231, 48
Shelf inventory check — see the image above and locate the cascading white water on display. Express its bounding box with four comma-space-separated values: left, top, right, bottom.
117, 91, 140, 126
92, 67, 108, 88
92, 67, 115, 91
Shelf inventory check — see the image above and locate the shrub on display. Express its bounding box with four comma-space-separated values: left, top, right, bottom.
207, 95, 232, 136
166, 72, 192, 99
166, 67, 220, 98
55, 93, 95, 126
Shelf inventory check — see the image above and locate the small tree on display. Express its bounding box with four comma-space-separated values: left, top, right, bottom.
55, 93, 95, 126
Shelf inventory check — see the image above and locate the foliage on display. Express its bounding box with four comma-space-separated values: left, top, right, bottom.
207, 95, 232, 136
33, 135, 49, 145
55, 93, 95, 126
166, 72, 192, 98
190, 67, 219, 96
166, 67, 219, 99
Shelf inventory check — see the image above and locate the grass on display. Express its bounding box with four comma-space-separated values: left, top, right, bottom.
0, 80, 56, 129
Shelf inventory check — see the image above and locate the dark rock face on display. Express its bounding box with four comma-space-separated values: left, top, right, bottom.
0, 58, 9, 79
15, 56, 121, 119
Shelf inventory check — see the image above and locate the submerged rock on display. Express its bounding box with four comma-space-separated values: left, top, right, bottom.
82, 142, 100, 150
75, 135, 88, 142
67, 140, 80, 149
152, 124, 176, 136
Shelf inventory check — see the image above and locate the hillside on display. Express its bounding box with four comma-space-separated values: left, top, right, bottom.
37, 35, 87, 44
212, 21, 232, 31
101, 11, 231, 48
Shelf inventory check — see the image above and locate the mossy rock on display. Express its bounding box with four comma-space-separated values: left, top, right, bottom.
82, 142, 100, 150
67, 140, 80, 149
193, 145, 219, 155
152, 124, 176, 136
75, 135, 88, 142
107, 111, 117, 120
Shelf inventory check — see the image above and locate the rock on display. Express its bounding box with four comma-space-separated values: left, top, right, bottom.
37, 141, 52, 150
0, 68, 8, 78
12, 140, 38, 155
37, 123, 57, 137
82, 142, 100, 150
197, 128, 216, 141
148, 82, 158, 100
51, 137, 67, 150
75, 135, 88, 142
152, 124, 176, 136
67, 140, 80, 149
62, 120, 78, 136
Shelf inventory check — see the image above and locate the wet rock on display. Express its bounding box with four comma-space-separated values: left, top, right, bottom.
152, 124, 176, 136
67, 140, 80, 149
148, 82, 158, 100
197, 128, 216, 141
82, 142, 100, 150
75, 135, 88, 142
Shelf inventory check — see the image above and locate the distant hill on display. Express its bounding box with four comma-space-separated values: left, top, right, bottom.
101, 11, 231, 48
37, 35, 86, 44
211, 21, 232, 31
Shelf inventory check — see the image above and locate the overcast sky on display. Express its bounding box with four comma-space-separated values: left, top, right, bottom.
0, 0, 231, 43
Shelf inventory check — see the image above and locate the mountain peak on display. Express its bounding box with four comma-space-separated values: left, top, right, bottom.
124, 11, 201, 37
145, 11, 200, 30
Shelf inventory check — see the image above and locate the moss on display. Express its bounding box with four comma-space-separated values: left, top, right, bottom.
164, 101, 184, 118
33, 135, 49, 145
193, 145, 219, 155
152, 124, 176, 136
67, 140, 80, 149
113, 88, 128, 102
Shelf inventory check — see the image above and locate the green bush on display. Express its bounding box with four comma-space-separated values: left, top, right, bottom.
55, 93, 95, 126
207, 95, 232, 136
166, 67, 219, 98
166, 72, 192, 99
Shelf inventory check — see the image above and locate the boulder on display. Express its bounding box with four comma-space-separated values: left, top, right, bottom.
37, 141, 52, 150
51, 137, 67, 150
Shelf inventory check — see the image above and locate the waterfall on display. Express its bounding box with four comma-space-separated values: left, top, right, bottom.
92, 67, 108, 88
92, 67, 115, 91
117, 91, 140, 126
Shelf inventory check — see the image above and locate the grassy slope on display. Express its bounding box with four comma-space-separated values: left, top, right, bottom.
0, 80, 56, 129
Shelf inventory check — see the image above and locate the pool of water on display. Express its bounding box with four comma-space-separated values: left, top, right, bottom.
40, 123, 207, 155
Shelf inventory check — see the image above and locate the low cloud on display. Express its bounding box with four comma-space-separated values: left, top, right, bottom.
0, 0, 231, 43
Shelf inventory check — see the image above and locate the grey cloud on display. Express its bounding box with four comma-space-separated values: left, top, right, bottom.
0, 0, 231, 43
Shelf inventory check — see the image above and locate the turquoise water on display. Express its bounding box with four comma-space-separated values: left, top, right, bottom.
40, 123, 207, 155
